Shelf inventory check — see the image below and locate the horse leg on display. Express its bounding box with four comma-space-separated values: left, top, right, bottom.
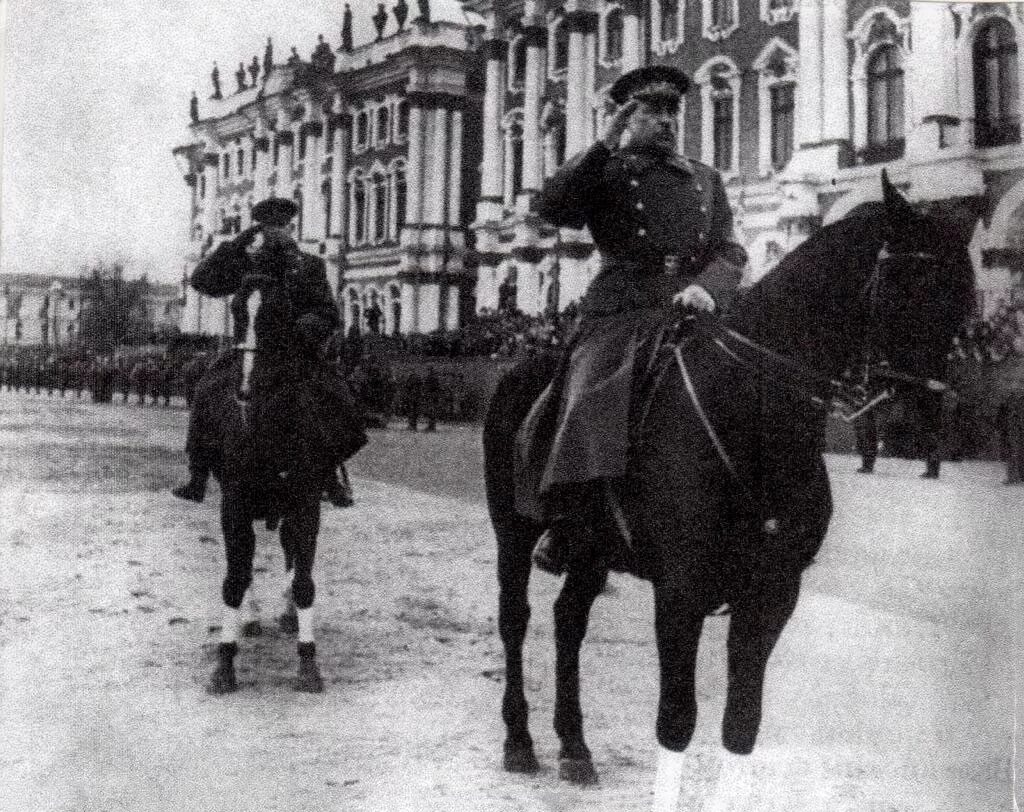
241, 580, 262, 637
208, 490, 256, 694
497, 519, 540, 774
651, 587, 705, 812
277, 525, 299, 633
553, 564, 608, 785
722, 574, 801, 754
281, 495, 324, 693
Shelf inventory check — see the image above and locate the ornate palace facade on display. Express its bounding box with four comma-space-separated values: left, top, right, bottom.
467, 0, 1024, 316
174, 2, 485, 338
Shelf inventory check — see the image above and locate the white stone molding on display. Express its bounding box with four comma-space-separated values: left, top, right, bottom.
480, 42, 507, 206
375, 106, 391, 147
849, 6, 911, 154
387, 157, 408, 239
761, 0, 797, 26
599, 4, 623, 68
819, 0, 848, 143
522, 32, 546, 193
753, 37, 799, 175
796, 0, 822, 146
621, 1, 642, 71
406, 104, 426, 234
651, 0, 685, 56
702, 0, 739, 42
367, 161, 390, 245
329, 119, 348, 240
952, 3, 1024, 152
676, 95, 687, 156
694, 56, 741, 175
447, 109, 464, 226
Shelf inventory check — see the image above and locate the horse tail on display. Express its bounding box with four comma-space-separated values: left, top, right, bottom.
482, 352, 558, 530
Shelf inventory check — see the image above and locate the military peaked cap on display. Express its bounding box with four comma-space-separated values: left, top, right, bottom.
609, 65, 691, 105
252, 196, 299, 226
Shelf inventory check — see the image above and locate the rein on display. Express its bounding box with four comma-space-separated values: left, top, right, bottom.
666, 243, 952, 518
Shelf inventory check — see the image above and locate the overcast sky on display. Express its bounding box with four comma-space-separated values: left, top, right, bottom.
0, 0, 390, 284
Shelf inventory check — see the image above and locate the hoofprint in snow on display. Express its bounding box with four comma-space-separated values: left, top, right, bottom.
0, 393, 1018, 811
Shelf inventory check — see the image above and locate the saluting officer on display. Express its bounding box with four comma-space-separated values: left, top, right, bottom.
523, 65, 747, 575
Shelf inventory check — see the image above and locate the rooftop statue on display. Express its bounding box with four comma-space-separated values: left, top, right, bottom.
372, 2, 388, 41
248, 55, 260, 87
394, 0, 409, 30
235, 62, 248, 92
263, 37, 274, 78
190, 91, 199, 124
287, 46, 301, 66
416, 0, 430, 24
210, 62, 222, 99
341, 5, 354, 52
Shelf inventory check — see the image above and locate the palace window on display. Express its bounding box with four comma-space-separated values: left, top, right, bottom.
394, 166, 407, 235
321, 180, 332, 239
510, 37, 527, 88
355, 112, 369, 149
866, 45, 904, 158
376, 107, 390, 144
372, 172, 388, 242
974, 18, 1020, 148
397, 101, 410, 139
273, 139, 280, 165
251, 147, 257, 172
660, 0, 678, 43
352, 181, 366, 244
552, 19, 569, 74
237, 148, 245, 176
298, 132, 307, 161
222, 154, 230, 178
770, 83, 795, 170
605, 8, 623, 62
712, 96, 733, 170
704, 0, 739, 41
199, 175, 206, 198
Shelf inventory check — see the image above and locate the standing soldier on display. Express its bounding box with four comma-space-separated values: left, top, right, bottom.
117, 359, 130, 404
404, 368, 422, 431
518, 65, 747, 575
422, 365, 440, 432
854, 410, 879, 474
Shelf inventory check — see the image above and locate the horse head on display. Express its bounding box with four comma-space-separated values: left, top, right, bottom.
870, 170, 975, 381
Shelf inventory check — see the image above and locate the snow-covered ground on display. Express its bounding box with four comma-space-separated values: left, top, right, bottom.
0, 391, 1019, 811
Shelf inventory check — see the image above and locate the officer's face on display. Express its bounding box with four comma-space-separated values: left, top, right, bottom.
626, 100, 677, 154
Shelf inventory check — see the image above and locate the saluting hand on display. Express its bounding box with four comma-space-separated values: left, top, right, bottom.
237, 224, 262, 249
674, 284, 716, 313
601, 99, 639, 152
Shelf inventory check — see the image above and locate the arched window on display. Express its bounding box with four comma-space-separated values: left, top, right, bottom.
347, 289, 361, 333
974, 18, 1020, 148
394, 166, 407, 235
372, 172, 388, 242
396, 102, 410, 140
770, 83, 795, 170
660, 0, 678, 42
199, 175, 206, 198
356, 112, 369, 148
712, 81, 735, 171
222, 153, 231, 178
605, 8, 623, 61
376, 107, 390, 143
552, 19, 569, 73
236, 147, 244, 176
511, 37, 527, 87
321, 180, 332, 239
353, 181, 366, 244
866, 45, 904, 155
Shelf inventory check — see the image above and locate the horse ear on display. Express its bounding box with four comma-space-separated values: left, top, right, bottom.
881, 169, 913, 234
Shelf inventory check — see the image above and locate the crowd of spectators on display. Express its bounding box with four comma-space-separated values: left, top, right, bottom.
952, 298, 1024, 365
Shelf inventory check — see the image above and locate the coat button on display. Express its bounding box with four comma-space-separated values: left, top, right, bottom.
635, 201, 644, 210
630, 178, 639, 187
637, 228, 646, 237
696, 184, 703, 193
700, 204, 708, 213
698, 232, 706, 241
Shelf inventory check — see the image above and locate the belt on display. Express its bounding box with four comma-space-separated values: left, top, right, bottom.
581, 256, 690, 316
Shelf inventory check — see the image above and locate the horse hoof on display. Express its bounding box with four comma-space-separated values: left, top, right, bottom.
242, 620, 262, 637
502, 742, 540, 774
206, 666, 238, 695
278, 612, 299, 634
722, 724, 758, 755
558, 757, 599, 786
294, 662, 324, 693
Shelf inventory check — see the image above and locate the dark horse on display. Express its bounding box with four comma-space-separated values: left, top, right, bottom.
483, 174, 974, 807
189, 285, 335, 694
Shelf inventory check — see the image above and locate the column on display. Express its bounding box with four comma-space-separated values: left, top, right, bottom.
301, 119, 324, 242
521, 25, 547, 194
445, 285, 460, 331
819, 0, 848, 143
201, 152, 220, 241
276, 130, 295, 188
564, 12, 597, 156
621, 0, 643, 72
404, 100, 426, 243
417, 282, 441, 333
400, 281, 418, 333
447, 108, 463, 228
478, 38, 508, 217
796, 0, 822, 147
330, 113, 349, 243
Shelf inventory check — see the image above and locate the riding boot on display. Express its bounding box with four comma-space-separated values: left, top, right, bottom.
322, 465, 354, 508
531, 482, 595, 575
172, 466, 208, 502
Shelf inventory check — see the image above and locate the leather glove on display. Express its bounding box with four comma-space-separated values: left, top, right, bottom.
673, 284, 716, 313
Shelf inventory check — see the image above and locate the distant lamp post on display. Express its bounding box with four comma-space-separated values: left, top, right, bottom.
50, 281, 64, 349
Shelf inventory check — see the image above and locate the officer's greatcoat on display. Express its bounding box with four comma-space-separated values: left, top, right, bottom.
519, 141, 747, 505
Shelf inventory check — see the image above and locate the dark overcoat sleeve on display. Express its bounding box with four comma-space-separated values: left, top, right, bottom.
189, 239, 252, 298
535, 142, 612, 229
291, 255, 341, 347
692, 167, 747, 312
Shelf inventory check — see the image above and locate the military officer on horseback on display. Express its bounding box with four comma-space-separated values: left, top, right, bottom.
522, 65, 747, 575
172, 196, 365, 507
